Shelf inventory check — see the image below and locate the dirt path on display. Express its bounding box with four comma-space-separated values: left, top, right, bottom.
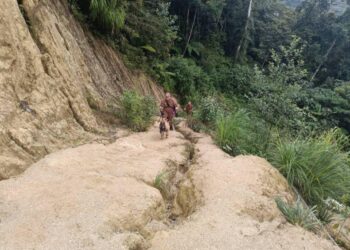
0, 123, 339, 250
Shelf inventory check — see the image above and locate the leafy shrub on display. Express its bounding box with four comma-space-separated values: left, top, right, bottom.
118, 1, 178, 68
248, 65, 316, 134
153, 61, 176, 92
164, 57, 212, 102
215, 109, 271, 156
195, 97, 224, 126
275, 198, 319, 232
270, 136, 350, 205
69, 0, 126, 34
69, 0, 178, 73
118, 90, 156, 132
212, 63, 254, 96
309, 83, 350, 133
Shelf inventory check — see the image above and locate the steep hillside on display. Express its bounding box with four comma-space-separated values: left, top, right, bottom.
0, 123, 340, 249
0, 0, 163, 179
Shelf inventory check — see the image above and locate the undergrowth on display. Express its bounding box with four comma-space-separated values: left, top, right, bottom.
215, 109, 271, 156
118, 90, 156, 132
275, 198, 319, 232
270, 136, 350, 205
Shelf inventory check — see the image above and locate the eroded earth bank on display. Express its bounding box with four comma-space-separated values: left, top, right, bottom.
0, 0, 162, 179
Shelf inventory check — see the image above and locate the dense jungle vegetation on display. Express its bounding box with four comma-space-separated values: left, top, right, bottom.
69, 0, 350, 232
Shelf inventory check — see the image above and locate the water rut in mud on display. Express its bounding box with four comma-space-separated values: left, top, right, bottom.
119, 124, 202, 250
154, 142, 201, 223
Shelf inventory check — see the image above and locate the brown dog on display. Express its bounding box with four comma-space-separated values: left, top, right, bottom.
159, 116, 169, 139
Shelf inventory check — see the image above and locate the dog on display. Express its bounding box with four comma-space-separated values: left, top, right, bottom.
159, 116, 169, 139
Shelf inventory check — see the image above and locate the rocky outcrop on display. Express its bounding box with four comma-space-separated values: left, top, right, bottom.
0, 0, 163, 179
0, 123, 339, 249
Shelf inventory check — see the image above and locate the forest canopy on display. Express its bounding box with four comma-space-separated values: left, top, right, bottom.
69, 0, 350, 134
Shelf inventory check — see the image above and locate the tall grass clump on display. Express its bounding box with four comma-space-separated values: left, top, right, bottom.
90, 0, 126, 33
118, 90, 156, 132
69, 0, 126, 34
270, 135, 350, 205
215, 109, 271, 156
320, 128, 350, 152
275, 198, 319, 232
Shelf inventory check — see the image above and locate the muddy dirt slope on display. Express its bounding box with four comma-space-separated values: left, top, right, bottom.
0, 123, 339, 250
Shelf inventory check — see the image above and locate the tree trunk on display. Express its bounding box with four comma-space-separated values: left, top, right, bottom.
185, 6, 190, 39
183, 8, 197, 56
234, 0, 253, 62
311, 38, 337, 82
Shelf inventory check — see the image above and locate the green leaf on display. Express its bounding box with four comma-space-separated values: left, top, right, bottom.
141, 45, 157, 53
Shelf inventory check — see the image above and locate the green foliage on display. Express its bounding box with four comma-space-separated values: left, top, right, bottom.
154, 171, 167, 190
341, 194, 350, 207
316, 204, 333, 225
320, 127, 350, 151
275, 198, 319, 232
70, 0, 178, 71
153, 61, 176, 92
69, 0, 126, 33
163, 57, 212, 102
308, 82, 350, 132
69, 0, 350, 134
194, 97, 223, 125
120, 1, 178, 62
68, 0, 87, 22
245, 37, 322, 133
249, 66, 310, 132
186, 42, 205, 57
248, 1, 295, 63
215, 64, 254, 95
71, 0, 350, 222
188, 95, 242, 133
267, 36, 308, 86
270, 135, 350, 205
141, 45, 157, 53
294, 0, 350, 83
118, 90, 156, 132
89, 0, 126, 33
215, 109, 271, 156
